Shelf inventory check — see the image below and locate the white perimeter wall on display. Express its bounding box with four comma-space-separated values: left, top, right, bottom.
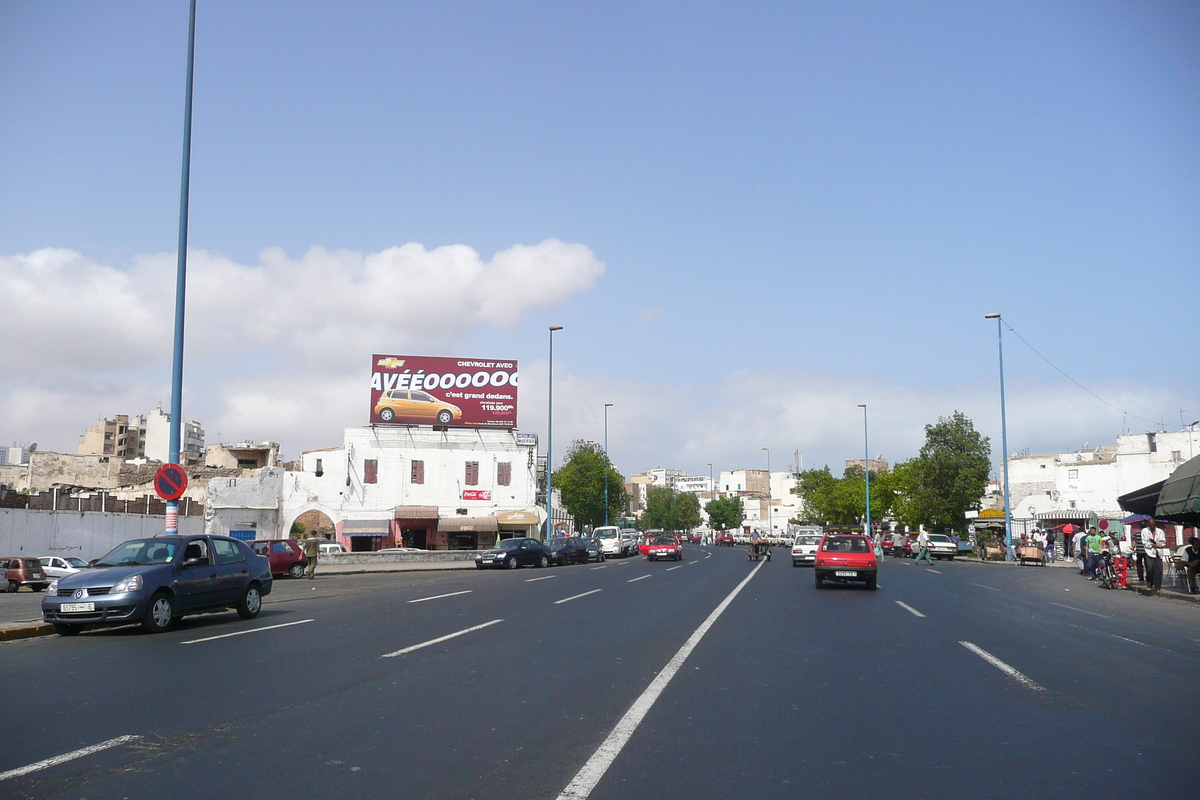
0, 508, 204, 560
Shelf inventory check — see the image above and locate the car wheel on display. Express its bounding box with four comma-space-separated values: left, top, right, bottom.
506, 556, 519, 570
947, 555, 954, 561
436, 410, 453, 424
792, 560, 799, 568
539, 555, 549, 568
6, 580, 18, 593
288, 563, 306, 578
237, 584, 263, 619
32, 585, 44, 592
475, 563, 486, 569
866, 575, 878, 590
141, 592, 175, 633
379, 408, 395, 422
814, 572, 824, 589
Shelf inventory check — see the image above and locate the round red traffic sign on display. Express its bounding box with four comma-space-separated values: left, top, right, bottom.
154, 463, 189, 501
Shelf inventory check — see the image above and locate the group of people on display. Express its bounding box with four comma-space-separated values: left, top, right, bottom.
1068, 518, 1200, 597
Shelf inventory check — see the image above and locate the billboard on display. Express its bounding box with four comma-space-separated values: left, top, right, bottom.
370, 355, 518, 428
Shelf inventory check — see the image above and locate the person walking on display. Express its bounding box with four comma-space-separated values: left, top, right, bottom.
1139, 518, 1167, 596
873, 530, 886, 563
1133, 521, 1147, 583
914, 529, 934, 565
1084, 527, 1103, 580
1044, 527, 1057, 563
303, 532, 321, 580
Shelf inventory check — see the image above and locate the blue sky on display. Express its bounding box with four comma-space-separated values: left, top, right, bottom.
1, 0, 1196, 478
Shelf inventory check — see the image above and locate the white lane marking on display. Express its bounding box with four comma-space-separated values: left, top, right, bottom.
590, 565, 609, 570
407, 590, 473, 604
554, 589, 603, 605
181, 619, 314, 645
627, 575, 650, 583
1049, 601, 1109, 619
667, 565, 684, 572
959, 641, 1046, 692
0, 735, 142, 782
925, 568, 941, 574
688, 560, 698, 564
705, 553, 712, 559
972, 583, 1001, 591
381, 619, 503, 658
557, 561, 765, 800
894, 601, 926, 618
1110, 633, 1150, 647
525, 575, 558, 582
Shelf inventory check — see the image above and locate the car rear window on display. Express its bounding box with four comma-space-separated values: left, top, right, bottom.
821, 536, 870, 553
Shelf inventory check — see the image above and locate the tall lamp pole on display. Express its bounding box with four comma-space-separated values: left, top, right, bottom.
762, 448, 772, 539
546, 326, 563, 540
166, 0, 198, 535
707, 462, 714, 543
985, 313, 1013, 561
858, 404, 870, 536
603, 403, 614, 526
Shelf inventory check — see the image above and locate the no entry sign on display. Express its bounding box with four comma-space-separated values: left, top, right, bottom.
154, 463, 189, 501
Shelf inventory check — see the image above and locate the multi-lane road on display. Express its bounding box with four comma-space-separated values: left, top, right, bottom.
1, 547, 1194, 799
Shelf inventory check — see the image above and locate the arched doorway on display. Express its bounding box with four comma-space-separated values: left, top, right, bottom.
290, 509, 335, 540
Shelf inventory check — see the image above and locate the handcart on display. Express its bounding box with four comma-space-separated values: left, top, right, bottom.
1017, 544, 1046, 566
748, 541, 772, 562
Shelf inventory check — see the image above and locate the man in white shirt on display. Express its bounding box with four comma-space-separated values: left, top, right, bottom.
914, 530, 933, 565
1139, 518, 1167, 596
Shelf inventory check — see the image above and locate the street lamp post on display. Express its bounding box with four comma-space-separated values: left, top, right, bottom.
762, 448, 772, 539
707, 462, 714, 544
604, 403, 614, 526
857, 404, 870, 537
985, 313, 1013, 561
546, 326, 563, 540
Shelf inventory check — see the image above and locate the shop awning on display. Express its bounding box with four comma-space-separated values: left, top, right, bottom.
1157, 455, 1200, 524
1118, 480, 1165, 517
439, 516, 498, 532
342, 519, 390, 536
495, 510, 540, 526
1035, 510, 1091, 521
394, 505, 439, 520
977, 508, 1006, 520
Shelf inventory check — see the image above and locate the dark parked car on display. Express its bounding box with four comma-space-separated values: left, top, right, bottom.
3, 557, 50, 593
42, 534, 273, 635
250, 539, 308, 578
585, 538, 606, 563
474, 537, 551, 569
548, 536, 590, 566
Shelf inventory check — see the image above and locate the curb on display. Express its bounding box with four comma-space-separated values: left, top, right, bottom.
0, 623, 56, 642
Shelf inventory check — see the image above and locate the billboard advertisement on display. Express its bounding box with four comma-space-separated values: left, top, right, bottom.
370, 355, 518, 428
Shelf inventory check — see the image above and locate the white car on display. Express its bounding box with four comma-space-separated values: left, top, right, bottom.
926, 534, 957, 560
38, 556, 89, 578
791, 535, 821, 567
318, 542, 346, 555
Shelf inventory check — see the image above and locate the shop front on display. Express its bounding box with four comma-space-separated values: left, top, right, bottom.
393, 505, 439, 550
495, 510, 542, 542
339, 518, 394, 552
438, 515, 498, 550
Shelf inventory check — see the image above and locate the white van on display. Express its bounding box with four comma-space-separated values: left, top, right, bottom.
593, 526, 638, 558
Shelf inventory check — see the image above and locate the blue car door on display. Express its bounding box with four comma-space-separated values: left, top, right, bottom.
211, 538, 250, 603
174, 537, 221, 610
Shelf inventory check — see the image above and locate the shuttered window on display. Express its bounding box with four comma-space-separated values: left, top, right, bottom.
364, 459, 378, 484
411, 460, 424, 484
465, 461, 480, 486
497, 462, 512, 486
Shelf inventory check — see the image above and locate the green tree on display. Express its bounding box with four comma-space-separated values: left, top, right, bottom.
642, 485, 678, 531
554, 440, 629, 531
289, 519, 306, 537
705, 495, 744, 530
905, 411, 991, 532
672, 491, 702, 532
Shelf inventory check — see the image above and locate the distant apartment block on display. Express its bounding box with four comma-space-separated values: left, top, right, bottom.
77, 408, 205, 464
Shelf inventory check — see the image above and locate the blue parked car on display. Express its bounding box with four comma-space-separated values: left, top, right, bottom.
42, 534, 273, 635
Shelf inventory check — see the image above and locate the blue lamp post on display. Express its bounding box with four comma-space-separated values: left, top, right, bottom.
545, 326, 563, 539
858, 404, 870, 536
985, 313, 1013, 561
604, 403, 613, 526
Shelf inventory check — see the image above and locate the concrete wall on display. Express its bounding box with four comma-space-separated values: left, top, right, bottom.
0, 508, 204, 560
206, 468, 285, 539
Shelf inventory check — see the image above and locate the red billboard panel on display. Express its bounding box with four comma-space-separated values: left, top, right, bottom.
370, 355, 518, 428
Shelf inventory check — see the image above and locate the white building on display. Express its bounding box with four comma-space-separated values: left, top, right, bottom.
720, 469, 768, 495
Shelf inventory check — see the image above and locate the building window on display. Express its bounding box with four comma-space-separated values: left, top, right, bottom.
1069, 500, 1076, 509
315, 458, 323, 477
497, 462, 512, 486
364, 459, 378, 484
1068, 469, 1078, 479
411, 460, 424, 484
237, 459, 258, 470
465, 461, 479, 486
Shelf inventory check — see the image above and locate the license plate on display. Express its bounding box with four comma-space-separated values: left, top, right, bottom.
61, 602, 95, 612
835, 570, 857, 577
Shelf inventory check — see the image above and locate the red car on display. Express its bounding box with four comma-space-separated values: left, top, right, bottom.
716, 533, 735, 547
814, 533, 877, 589
251, 539, 308, 578
645, 536, 683, 561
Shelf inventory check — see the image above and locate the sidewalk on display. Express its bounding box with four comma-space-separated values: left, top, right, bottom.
0, 558, 476, 642
963, 554, 1200, 605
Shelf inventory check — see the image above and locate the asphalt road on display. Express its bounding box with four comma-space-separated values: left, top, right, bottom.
0, 548, 1195, 800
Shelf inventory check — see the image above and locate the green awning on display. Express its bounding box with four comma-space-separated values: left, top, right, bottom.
1157, 456, 1200, 524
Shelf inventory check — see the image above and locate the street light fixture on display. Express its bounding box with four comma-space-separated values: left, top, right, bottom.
857, 404, 870, 537
604, 403, 614, 526
762, 447, 772, 539
546, 326, 563, 540
985, 313, 1013, 561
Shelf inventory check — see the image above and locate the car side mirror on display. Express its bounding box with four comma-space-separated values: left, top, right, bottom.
182, 557, 204, 568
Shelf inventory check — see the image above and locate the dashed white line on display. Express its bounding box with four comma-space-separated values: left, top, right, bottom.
972, 583, 1001, 591
0, 735, 142, 782
525, 575, 558, 582
1110, 633, 1150, 647
959, 641, 1046, 692
556, 560, 766, 800
554, 589, 603, 605
590, 565, 609, 570
688, 560, 698, 564
381, 619, 504, 658
705, 553, 712, 559
181, 619, 314, 644
666, 565, 684, 572
1049, 601, 1110, 619
925, 568, 941, 574
894, 601, 926, 618
408, 590, 473, 603
627, 575, 651, 583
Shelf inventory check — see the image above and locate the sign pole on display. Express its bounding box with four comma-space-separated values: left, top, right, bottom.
166, 0, 197, 535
